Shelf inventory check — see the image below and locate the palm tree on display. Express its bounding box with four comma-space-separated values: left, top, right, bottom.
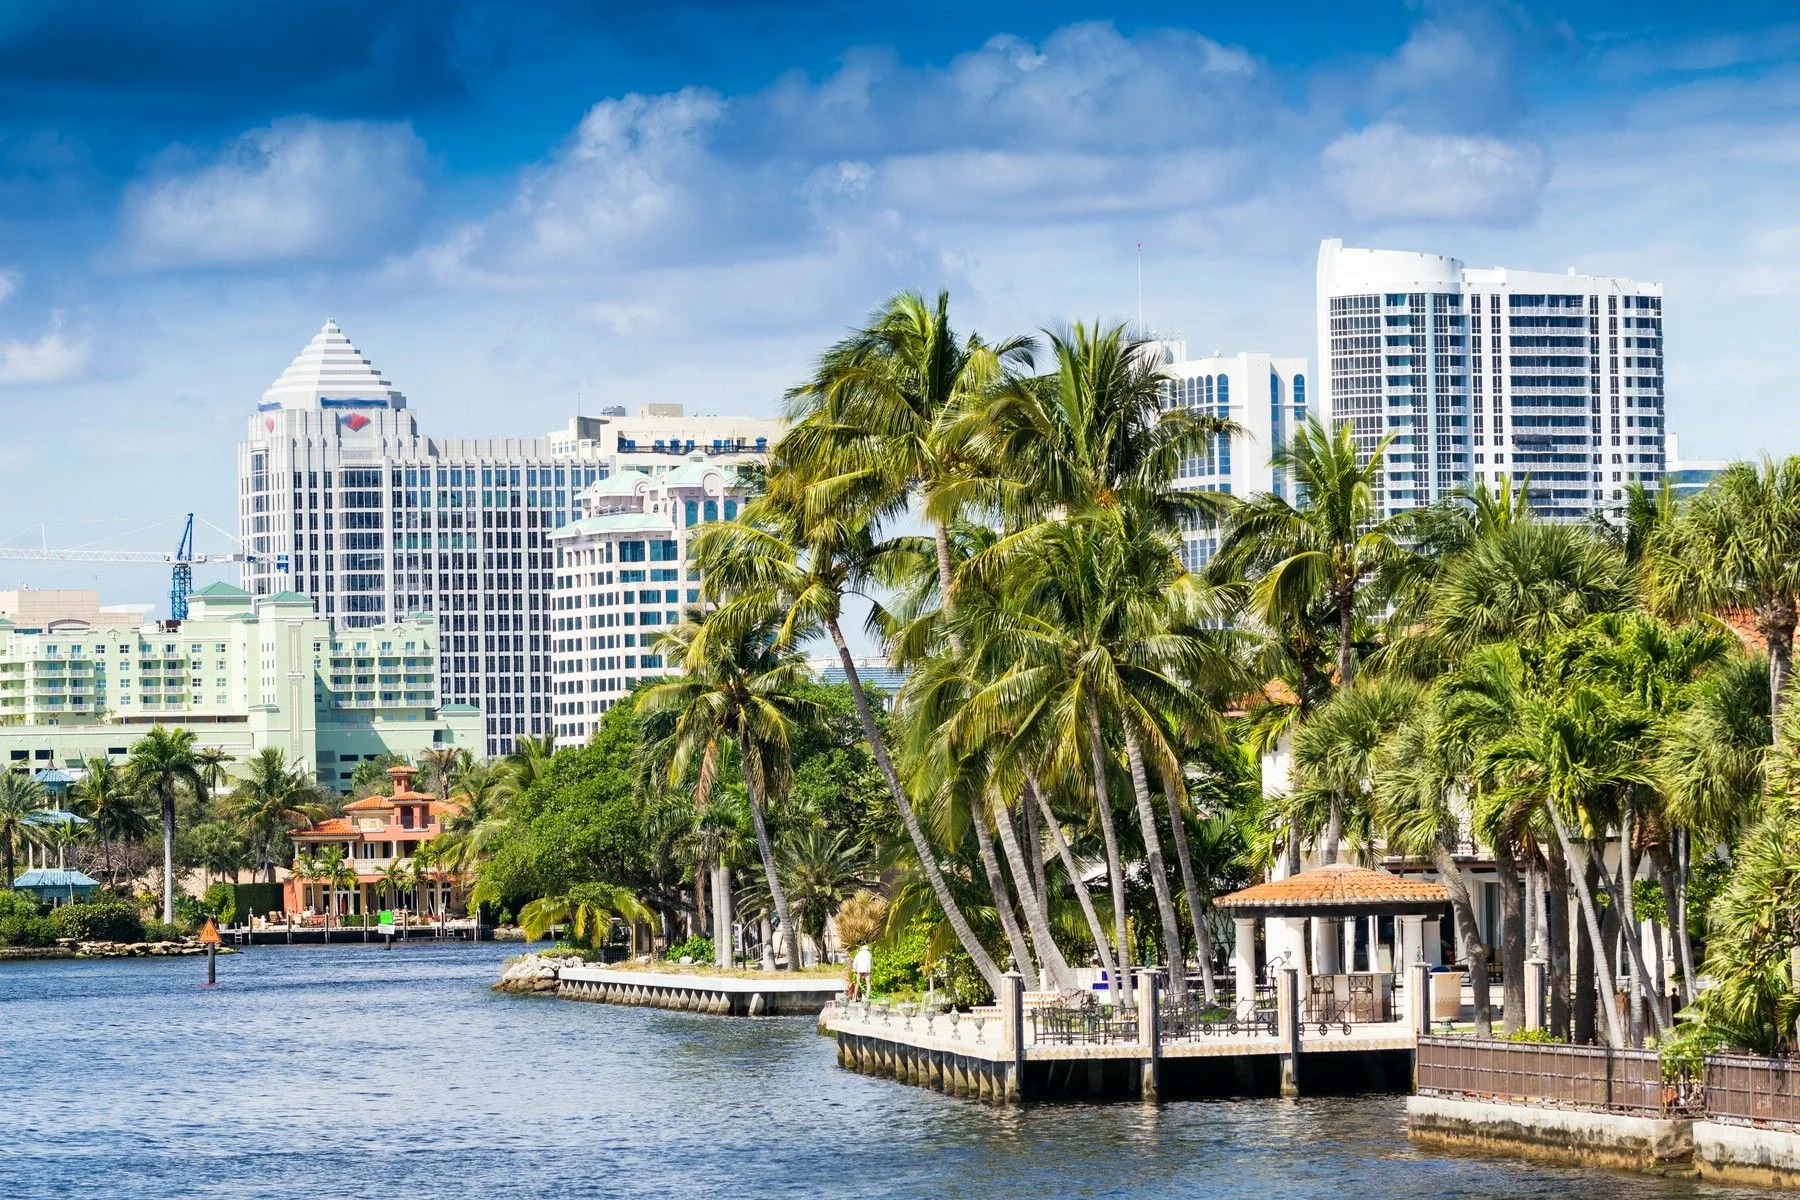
1647, 456, 1800, 731
379, 858, 410, 915
694, 483, 1008, 993
778, 827, 876, 965
224, 748, 322, 884
194, 746, 233, 795
317, 845, 357, 939
1291, 677, 1424, 867
639, 605, 823, 972
126, 726, 208, 924
71, 757, 150, 885
512, 881, 651, 950
0, 772, 48, 887
1211, 417, 1413, 691
502, 736, 557, 796
1428, 518, 1632, 660
419, 746, 467, 800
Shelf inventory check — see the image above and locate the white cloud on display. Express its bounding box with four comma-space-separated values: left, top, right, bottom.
0, 314, 87, 385
0, 269, 19, 304
1322, 123, 1547, 224
121, 118, 427, 269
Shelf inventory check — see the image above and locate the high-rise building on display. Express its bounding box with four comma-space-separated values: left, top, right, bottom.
1155, 344, 1312, 569
1317, 240, 1665, 521
1663, 434, 1726, 504
546, 459, 753, 747
238, 319, 783, 756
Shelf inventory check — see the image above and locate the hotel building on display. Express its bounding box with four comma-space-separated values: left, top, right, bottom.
1317, 239, 1665, 521
237, 319, 783, 756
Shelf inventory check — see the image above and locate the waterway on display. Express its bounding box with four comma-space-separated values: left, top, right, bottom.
0, 942, 1781, 1199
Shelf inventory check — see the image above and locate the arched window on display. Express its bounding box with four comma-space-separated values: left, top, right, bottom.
724, 500, 738, 520
703, 500, 719, 523
684, 500, 698, 527
1217, 374, 1229, 406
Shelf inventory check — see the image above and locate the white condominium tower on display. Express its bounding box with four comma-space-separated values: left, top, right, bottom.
237, 319, 782, 756
547, 459, 751, 747
1155, 343, 1312, 570
1317, 239, 1665, 520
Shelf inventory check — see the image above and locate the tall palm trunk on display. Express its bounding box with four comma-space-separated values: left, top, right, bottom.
1496, 849, 1526, 1036
713, 863, 733, 968
161, 791, 176, 925
971, 803, 1038, 990
1430, 841, 1491, 1037
1336, 590, 1355, 689
1676, 831, 1698, 1005
1594, 825, 1670, 1040
1122, 726, 1185, 999
991, 789, 1073, 991
1546, 805, 1625, 1048
1321, 796, 1343, 865
1760, 603, 1795, 739
1546, 851, 1572, 1039
1028, 768, 1117, 991
825, 620, 1002, 993
1021, 789, 1049, 904
744, 769, 800, 972
1085, 710, 1132, 1005
1161, 782, 1217, 1003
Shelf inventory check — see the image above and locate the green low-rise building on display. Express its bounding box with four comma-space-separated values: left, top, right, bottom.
0, 583, 479, 790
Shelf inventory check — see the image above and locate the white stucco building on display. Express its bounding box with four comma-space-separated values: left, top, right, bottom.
237, 319, 783, 756
1156, 343, 1312, 570
547, 458, 752, 746
1317, 239, 1665, 521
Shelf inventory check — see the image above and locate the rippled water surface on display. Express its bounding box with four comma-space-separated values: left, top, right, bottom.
0, 943, 1780, 1198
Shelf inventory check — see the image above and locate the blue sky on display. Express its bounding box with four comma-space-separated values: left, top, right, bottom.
0, 0, 1793, 598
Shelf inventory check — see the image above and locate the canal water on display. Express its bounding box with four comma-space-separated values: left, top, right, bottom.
0, 943, 1780, 1199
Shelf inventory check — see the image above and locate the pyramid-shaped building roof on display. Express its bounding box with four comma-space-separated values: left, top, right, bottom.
261, 318, 406, 411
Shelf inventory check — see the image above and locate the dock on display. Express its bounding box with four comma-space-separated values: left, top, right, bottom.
559, 965, 845, 1015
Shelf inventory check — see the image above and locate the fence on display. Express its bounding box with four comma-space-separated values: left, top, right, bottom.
1415, 1036, 1682, 1116
1705, 1054, 1800, 1130
1030, 1003, 1139, 1046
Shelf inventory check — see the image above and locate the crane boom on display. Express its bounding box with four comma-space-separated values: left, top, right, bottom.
0, 548, 246, 564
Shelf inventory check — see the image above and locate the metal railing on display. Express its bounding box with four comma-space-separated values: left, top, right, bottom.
1031, 1002, 1139, 1046
1304, 974, 1394, 1027
1160, 996, 1276, 1041
1415, 1036, 1691, 1117
1705, 1054, 1800, 1130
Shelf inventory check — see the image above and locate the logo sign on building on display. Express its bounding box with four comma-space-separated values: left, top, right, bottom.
342, 413, 371, 431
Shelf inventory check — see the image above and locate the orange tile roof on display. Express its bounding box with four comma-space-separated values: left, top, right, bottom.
300, 818, 353, 837
1218, 862, 1449, 914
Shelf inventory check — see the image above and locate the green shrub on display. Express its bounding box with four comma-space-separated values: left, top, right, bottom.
0, 890, 42, 921
141, 919, 185, 943
1505, 1027, 1565, 1044
48, 902, 146, 943
200, 883, 238, 925
664, 935, 713, 962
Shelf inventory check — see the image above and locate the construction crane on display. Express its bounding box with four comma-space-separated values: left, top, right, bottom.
0, 514, 254, 620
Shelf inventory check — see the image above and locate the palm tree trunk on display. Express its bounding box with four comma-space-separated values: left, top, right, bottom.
3, 839, 13, 889
1430, 841, 1491, 1037
1336, 593, 1355, 689
1085, 709, 1132, 1006
991, 789, 1073, 991
1496, 849, 1526, 1037
713, 862, 733, 968
824, 619, 1003, 993
1676, 830, 1698, 1006
1621, 792, 1642, 1045
1122, 726, 1185, 1000
1762, 605, 1795, 739
1654, 847, 1683, 1008
162, 792, 176, 925
1161, 782, 1217, 1003
694, 859, 709, 944
743, 770, 799, 973
1028, 767, 1117, 992
970, 803, 1038, 990
933, 520, 959, 634
1547, 805, 1625, 1048
1021, 788, 1049, 904
1321, 796, 1343, 865
1546, 852, 1572, 1039
1594, 833, 1669, 1040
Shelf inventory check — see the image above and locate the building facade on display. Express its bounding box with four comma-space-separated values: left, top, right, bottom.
237, 319, 782, 756
285, 764, 461, 918
0, 583, 478, 789
1664, 434, 1727, 505
1317, 239, 1665, 521
546, 458, 751, 747
1156, 344, 1312, 570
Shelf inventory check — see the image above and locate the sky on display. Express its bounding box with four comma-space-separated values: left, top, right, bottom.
0, 0, 1793, 601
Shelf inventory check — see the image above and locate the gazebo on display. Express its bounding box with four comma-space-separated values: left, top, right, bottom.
12, 867, 100, 905
1218, 862, 1449, 1022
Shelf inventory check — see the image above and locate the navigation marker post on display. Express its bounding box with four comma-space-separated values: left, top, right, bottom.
379, 909, 395, 950
199, 917, 221, 985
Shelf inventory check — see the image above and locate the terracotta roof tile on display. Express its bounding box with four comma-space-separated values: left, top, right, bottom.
1218, 862, 1448, 913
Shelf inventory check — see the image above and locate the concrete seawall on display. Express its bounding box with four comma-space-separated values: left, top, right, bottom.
558, 966, 845, 1016
1409, 1095, 1800, 1186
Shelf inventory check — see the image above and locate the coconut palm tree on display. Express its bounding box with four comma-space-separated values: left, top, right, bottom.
693, 482, 1008, 994
418, 746, 468, 801
1211, 417, 1413, 691
71, 757, 150, 885
224, 748, 322, 884
194, 746, 233, 794
317, 845, 357, 939
639, 604, 823, 972
0, 771, 48, 888
1646, 455, 1800, 732
126, 725, 208, 924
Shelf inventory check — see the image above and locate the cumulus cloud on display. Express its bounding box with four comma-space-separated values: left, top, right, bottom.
121, 117, 427, 269
1322, 123, 1547, 224
0, 313, 86, 385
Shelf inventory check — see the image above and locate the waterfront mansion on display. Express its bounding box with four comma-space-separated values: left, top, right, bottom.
284, 764, 464, 919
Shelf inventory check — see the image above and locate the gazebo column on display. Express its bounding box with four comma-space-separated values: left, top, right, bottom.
1398, 915, 1425, 969
1269, 917, 1309, 999
1310, 917, 1339, 976
1340, 919, 1357, 973
1422, 918, 1443, 966
1232, 918, 1258, 1018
